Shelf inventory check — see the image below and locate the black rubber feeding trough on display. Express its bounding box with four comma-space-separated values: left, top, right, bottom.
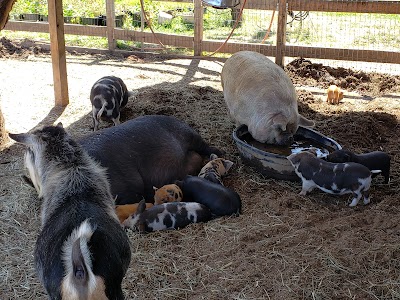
233, 125, 342, 181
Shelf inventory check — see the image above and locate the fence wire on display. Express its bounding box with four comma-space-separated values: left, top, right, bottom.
5, 0, 400, 74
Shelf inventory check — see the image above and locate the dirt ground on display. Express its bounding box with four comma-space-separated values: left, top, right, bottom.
1, 37, 400, 300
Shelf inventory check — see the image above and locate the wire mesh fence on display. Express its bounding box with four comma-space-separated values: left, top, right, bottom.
3, 0, 400, 74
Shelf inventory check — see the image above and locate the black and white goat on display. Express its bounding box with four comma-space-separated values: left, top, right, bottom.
9, 124, 131, 300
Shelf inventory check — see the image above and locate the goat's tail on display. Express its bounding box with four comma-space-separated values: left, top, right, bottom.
61, 220, 105, 300
96, 101, 107, 121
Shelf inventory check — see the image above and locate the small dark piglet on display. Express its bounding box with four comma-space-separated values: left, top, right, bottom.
327, 149, 390, 184
123, 200, 212, 233
175, 175, 242, 217
288, 151, 379, 207
90, 75, 133, 131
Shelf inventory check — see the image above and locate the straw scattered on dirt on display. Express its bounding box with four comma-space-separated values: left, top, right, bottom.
1, 37, 399, 300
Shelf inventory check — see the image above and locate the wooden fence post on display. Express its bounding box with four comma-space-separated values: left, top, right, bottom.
194, 0, 203, 56
276, 0, 287, 67
106, 0, 116, 51
48, 0, 69, 106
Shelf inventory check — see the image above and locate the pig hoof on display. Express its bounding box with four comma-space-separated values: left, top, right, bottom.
299, 191, 307, 196
363, 198, 370, 205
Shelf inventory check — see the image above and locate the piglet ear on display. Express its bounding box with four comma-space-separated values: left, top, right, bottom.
307, 147, 318, 156
8, 132, 34, 145
210, 153, 218, 160
223, 160, 234, 172
174, 180, 183, 189
137, 200, 147, 213
287, 153, 300, 165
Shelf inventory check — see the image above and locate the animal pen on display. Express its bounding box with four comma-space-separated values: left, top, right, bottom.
2, 1, 400, 300
3, 0, 400, 71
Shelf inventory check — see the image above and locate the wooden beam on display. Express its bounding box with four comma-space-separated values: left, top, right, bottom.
106, 0, 116, 51
4, 21, 107, 36
193, 0, 203, 56
114, 29, 193, 48
276, 0, 287, 67
48, 0, 69, 106
286, 45, 400, 64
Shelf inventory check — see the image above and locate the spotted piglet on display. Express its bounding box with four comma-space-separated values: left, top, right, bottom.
153, 184, 183, 205
123, 200, 212, 233
198, 154, 234, 185
90, 76, 134, 131
288, 150, 379, 207
327, 149, 391, 184
115, 202, 154, 223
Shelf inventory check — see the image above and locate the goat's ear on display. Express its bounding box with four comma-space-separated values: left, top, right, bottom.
8, 132, 34, 145
137, 200, 147, 214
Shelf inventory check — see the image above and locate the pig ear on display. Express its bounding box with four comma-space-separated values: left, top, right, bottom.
210, 153, 218, 160
272, 114, 288, 131
299, 114, 314, 127
223, 159, 234, 172
8, 132, 34, 145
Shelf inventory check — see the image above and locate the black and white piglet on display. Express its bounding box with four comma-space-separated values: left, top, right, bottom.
288, 151, 379, 207
90, 75, 134, 131
327, 149, 391, 184
175, 175, 242, 217
123, 200, 212, 233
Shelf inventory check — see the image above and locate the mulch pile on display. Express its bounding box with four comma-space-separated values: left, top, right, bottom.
286, 57, 400, 97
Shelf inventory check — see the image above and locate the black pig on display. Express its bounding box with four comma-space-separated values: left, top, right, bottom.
78, 115, 223, 205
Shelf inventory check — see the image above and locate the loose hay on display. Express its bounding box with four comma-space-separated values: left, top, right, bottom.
1, 42, 400, 299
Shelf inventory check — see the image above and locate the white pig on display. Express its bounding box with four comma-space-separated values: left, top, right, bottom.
221, 51, 314, 145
